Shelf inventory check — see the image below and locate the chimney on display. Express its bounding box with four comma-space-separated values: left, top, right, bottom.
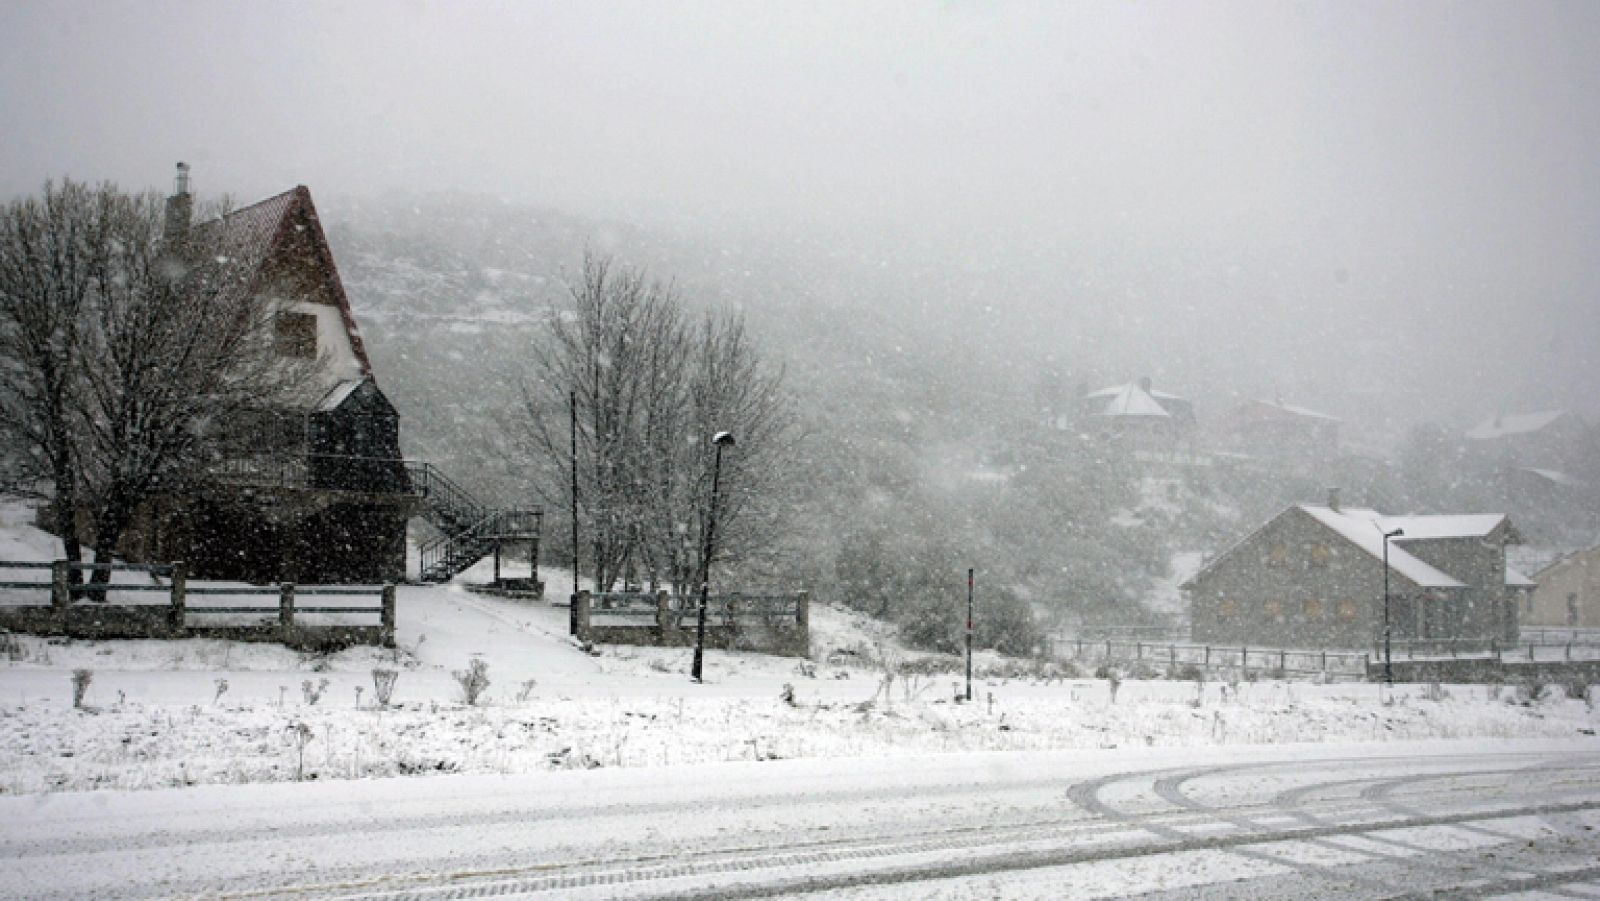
1138, 375, 1153, 393
164, 162, 192, 240
1327, 487, 1341, 511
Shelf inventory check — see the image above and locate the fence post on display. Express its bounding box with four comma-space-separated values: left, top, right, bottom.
380, 584, 396, 648
1566, 641, 1572, 662
279, 582, 296, 639
51, 560, 70, 631
1204, 645, 1211, 666
574, 590, 591, 640
1105, 639, 1112, 662
1135, 641, 1142, 661
796, 591, 810, 636
1170, 644, 1177, 667
655, 590, 671, 642
169, 561, 187, 637
1320, 650, 1327, 674
1280, 649, 1287, 672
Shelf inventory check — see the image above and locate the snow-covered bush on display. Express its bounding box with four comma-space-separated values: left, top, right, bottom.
1104, 668, 1123, 704
285, 721, 315, 781
301, 678, 329, 706
453, 657, 491, 705
372, 669, 399, 707
71, 668, 92, 708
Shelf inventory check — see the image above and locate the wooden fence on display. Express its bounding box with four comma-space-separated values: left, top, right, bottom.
0, 560, 394, 648
1383, 636, 1600, 663
1049, 635, 1371, 681
572, 590, 809, 657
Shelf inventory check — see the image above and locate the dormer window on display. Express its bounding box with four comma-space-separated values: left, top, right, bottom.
275, 311, 317, 358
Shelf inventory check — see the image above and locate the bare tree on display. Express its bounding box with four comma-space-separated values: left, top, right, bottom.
513, 254, 795, 593
0, 179, 313, 594
0, 180, 122, 578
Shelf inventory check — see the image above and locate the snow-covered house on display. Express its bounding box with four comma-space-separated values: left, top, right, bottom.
1526, 544, 1600, 629
1075, 377, 1194, 450
1217, 398, 1339, 460
119, 168, 416, 583
1185, 496, 1529, 651
1465, 410, 1596, 480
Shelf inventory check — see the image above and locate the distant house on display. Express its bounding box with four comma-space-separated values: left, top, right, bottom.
1075, 377, 1194, 450
1185, 498, 1529, 650
1217, 398, 1339, 460
1465, 409, 1595, 478
1527, 545, 1600, 629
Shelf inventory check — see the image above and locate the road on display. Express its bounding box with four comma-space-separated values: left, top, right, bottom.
2, 740, 1597, 899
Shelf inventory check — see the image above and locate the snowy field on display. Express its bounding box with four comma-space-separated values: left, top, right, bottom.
0, 507, 1596, 795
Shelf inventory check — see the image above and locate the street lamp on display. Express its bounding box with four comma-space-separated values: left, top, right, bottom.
1381, 526, 1405, 684
691, 431, 736, 683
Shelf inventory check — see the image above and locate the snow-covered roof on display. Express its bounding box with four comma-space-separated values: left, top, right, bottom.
1373, 514, 1509, 540
188, 186, 374, 380
1089, 383, 1170, 417
1254, 399, 1339, 422
1519, 468, 1582, 487
1087, 381, 1185, 402
1505, 565, 1536, 589
317, 379, 364, 412
1297, 506, 1466, 589
1465, 410, 1567, 441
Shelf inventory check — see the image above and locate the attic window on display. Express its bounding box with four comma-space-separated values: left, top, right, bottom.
275, 311, 317, 358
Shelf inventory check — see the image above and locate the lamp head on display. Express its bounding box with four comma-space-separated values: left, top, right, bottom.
712, 431, 736, 447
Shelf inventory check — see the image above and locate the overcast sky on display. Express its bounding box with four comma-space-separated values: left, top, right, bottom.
3, 1, 1598, 427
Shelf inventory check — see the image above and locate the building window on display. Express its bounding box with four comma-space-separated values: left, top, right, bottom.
1302, 598, 1324, 618
1263, 599, 1284, 621
1336, 600, 1358, 621
1218, 599, 1239, 617
1268, 544, 1290, 566
275, 311, 317, 358
1309, 544, 1332, 566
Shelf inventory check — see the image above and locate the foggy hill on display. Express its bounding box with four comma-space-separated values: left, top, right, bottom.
321, 192, 1598, 641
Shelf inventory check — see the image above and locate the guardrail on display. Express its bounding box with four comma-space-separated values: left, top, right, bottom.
0, 560, 394, 647
1050, 636, 1371, 681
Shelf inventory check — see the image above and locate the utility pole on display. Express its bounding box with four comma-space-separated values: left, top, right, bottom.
1381, 526, 1404, 685
569, 390, 580, 635
966, 567, 974, 702
691, 432, 736, 683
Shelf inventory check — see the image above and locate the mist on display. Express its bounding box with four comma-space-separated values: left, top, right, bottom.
4, 0, 1599, 431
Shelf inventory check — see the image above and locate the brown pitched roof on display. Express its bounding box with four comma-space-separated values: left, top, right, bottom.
187, 186, 373, 378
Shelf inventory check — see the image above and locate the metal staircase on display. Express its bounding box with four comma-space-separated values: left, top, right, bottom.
406, 463, 542, 583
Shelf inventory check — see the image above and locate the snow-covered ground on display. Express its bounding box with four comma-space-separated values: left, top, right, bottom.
0, 505, 1597, 796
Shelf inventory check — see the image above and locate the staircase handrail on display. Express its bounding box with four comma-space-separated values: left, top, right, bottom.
416, 506, 544, 582
405, 461, 487, 529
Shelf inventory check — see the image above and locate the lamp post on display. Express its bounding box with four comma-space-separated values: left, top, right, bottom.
1381, 526, 1404, 684
691, 431, 735, 683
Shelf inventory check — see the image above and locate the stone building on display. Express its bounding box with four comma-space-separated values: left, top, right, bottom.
1185, 497, 1529, 650
1526, 544, 1600, 629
